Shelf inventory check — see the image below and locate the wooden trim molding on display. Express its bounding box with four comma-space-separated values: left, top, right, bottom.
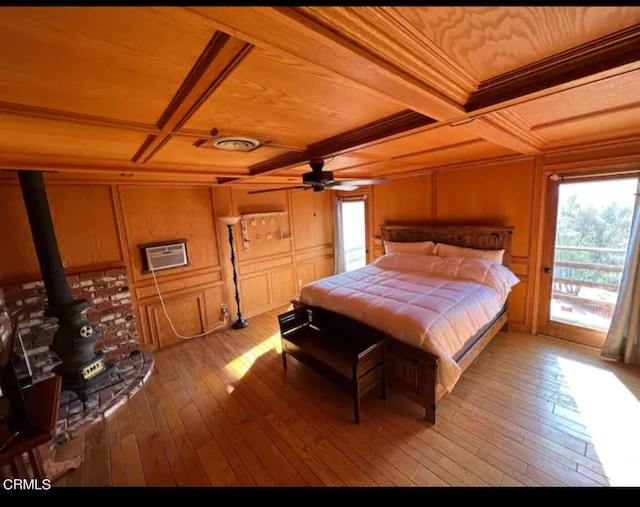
469, 117, 541, 155
131, 134, 160, 163
530, 100, 640, 132
466, 23, 640, 112
188, 6, 465, 120
0, 101, 159, 134
307, 109, 436, 158
239, 109, 435, 181
0, 261, 126, 287
248, 151, 310, 177
295, 6, 478, 105
132, 30, 253, 164
156, 33, 253, 133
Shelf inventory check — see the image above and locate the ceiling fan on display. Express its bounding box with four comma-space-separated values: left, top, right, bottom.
248, 159, 389, 194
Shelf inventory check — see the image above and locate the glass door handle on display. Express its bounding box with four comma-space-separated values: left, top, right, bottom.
542, 266, 552, 274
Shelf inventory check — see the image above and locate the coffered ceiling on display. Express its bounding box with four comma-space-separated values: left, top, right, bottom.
1, 6, 640, 187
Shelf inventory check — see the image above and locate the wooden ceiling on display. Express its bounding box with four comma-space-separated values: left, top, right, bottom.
1, 6, 640, 187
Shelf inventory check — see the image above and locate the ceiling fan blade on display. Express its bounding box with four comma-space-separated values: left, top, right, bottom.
334, 178, 390, 186
247, 186, 309, 195
329, 184, 359, 191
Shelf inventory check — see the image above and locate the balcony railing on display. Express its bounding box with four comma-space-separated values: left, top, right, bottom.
551, 245, 626, 328
344, 245, 366, 271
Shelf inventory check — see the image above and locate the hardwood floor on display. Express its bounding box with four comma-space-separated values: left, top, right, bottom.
48, 307, 640, 487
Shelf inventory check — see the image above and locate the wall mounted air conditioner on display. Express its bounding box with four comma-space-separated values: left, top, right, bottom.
139, 239, 189, 273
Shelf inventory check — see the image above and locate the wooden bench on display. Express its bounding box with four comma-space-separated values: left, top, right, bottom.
278, 304, 387, 424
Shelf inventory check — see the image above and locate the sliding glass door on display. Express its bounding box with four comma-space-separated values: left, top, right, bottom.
537, 175, 638, 348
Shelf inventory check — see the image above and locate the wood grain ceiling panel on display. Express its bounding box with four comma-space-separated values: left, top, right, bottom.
150, 135, 292, 168
296, 6, 477, 104
393, 7, 640, 82
0, 7, 215, 123
182, 45, 403, 147
507, 69, 640, 147
355, 124, 479, 159
511, 69, 640, 127
0, 115, 149, 160
527, 105, 640, 148
0, 7, 638, 180
360, 160, 428, 177
390, 140, 516, 169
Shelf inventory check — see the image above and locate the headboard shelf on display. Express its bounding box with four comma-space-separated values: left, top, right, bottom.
379, 224, 514, 267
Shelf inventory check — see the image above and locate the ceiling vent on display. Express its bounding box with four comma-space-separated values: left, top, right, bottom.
196, 136, 261, 152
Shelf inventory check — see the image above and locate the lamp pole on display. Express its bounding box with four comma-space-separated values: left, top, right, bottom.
225, 222, 249, 329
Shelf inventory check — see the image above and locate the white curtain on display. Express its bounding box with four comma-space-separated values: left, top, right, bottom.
601, 178, 640, 365
334, 197, 346, 274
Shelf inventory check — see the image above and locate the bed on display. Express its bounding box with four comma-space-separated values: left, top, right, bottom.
295, 224, 517, 423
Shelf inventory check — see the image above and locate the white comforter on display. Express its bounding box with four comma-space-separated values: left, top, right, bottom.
298, 253, 520, 392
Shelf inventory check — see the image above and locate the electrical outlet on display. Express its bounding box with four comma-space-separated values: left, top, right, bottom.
298, 279, 303, 287
220, 303, 229, 322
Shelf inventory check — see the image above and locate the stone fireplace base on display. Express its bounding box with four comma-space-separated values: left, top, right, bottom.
52, 349, 154, 446
1, 266, 154, 475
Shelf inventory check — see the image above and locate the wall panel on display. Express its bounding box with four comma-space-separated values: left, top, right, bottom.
270, 267, 296, 304
372, 174, 433, 234
239, 273, 272, 315
231, 188, 292, 262
119, 186, 220, 282
0, 183, 122, 283
435, 158, 536, 258
291, 190, 333, 250
149, 294, 204, 349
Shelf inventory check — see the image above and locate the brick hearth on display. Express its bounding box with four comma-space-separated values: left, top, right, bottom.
54, 349, 154, 445
1, 267, 153, 444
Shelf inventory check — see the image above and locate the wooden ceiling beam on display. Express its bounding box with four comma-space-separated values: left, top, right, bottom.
464, 117, 541, 155
186, 6, 464, 120
186, 7, 546, 157
218, 109, 437, 185
466, 23, 640, 113
306, 110, 436, 159
131, 30, 253, 164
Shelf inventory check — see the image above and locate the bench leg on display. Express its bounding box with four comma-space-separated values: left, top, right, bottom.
282, 350, 287, 370
380, 369, 387, 401
27, 449, 45, 480
353, 391, 361, 425
353, 365, 360, 424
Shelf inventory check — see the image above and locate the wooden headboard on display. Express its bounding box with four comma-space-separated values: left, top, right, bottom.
379, 224, 514, 267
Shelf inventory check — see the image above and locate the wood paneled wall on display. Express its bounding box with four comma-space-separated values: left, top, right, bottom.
2, 136, 635, 342
116, 186, 225, 349
210, 186, 334, 319
0, 183, 123, 284
291, 190, 334, 289
372, 175, 434, 230
435, 158, 538, 332
0, 178, 334, 352
371, 157, 540, 333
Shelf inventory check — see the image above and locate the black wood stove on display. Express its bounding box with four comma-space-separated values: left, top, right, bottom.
18, 171, 110, 400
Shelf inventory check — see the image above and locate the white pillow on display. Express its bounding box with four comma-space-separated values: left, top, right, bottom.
436, 243, 505, 265
383, 240, 437, 256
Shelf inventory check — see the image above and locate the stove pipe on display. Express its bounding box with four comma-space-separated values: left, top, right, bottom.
18, 171, 108, 400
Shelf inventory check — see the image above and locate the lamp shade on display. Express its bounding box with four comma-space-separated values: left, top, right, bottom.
218, 216, 241, 226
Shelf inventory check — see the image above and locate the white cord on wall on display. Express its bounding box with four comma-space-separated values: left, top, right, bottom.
150, 267, 227, 340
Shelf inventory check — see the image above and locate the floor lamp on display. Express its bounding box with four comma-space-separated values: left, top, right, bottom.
218, 216, 249, 329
